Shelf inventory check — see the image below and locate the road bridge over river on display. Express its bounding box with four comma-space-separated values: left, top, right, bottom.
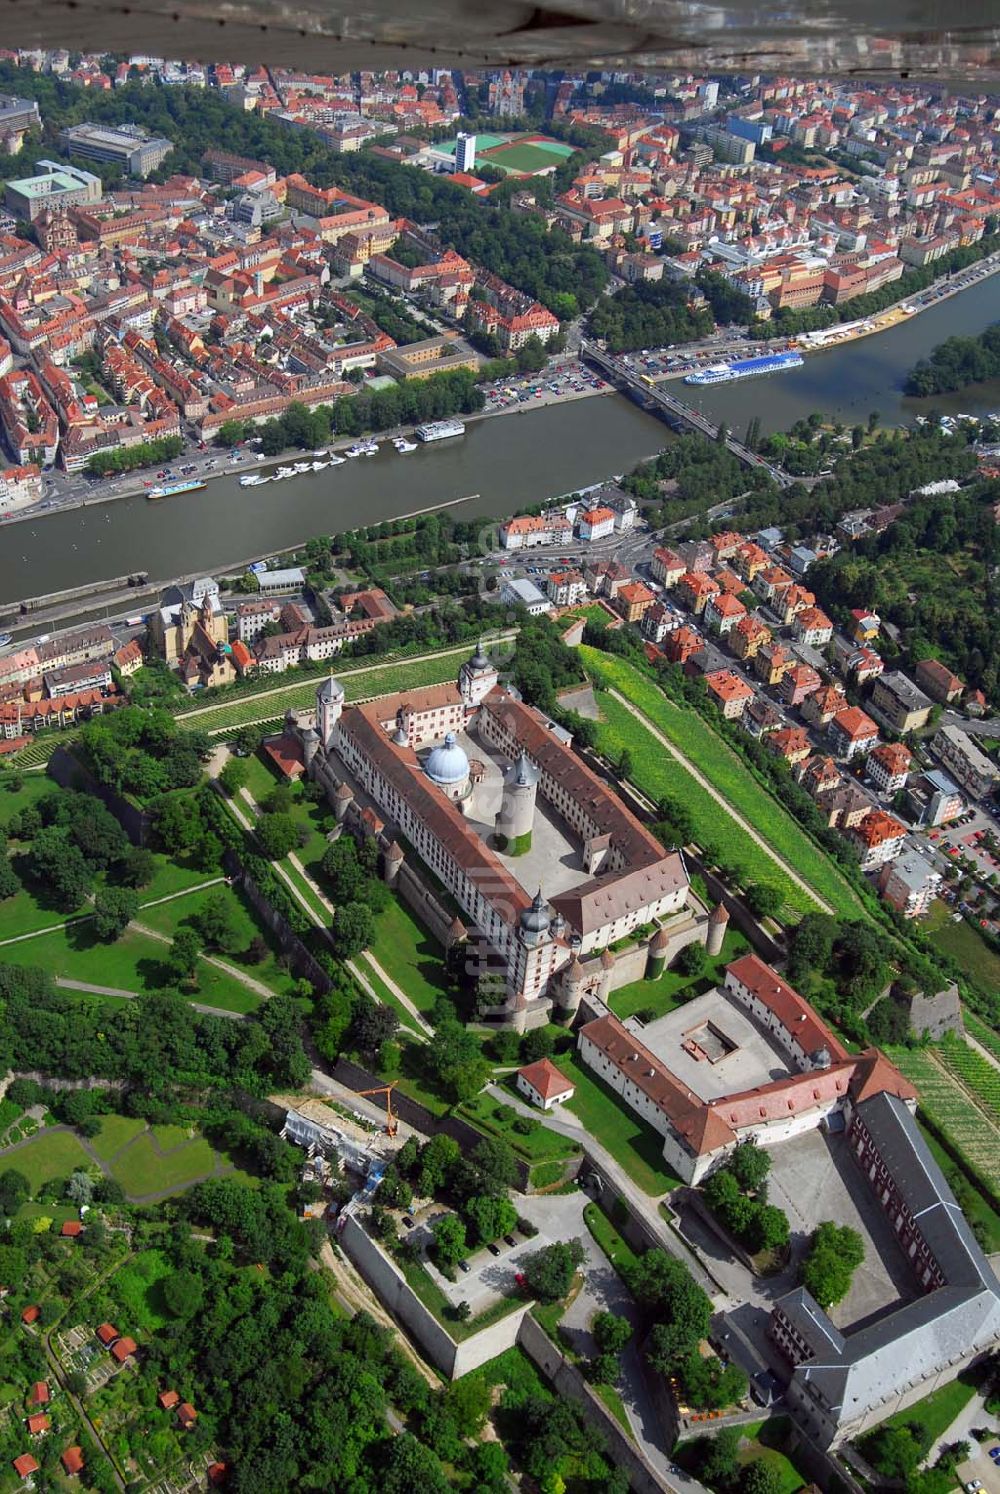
582, 342, 791, 488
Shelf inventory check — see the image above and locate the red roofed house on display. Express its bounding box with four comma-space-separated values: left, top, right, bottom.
20, 1306, 39, 1326
704, 592, 747, 637
847, 810, 908, 870
516, 1058, 576, 1111
664, 625, 701, 666
767, 726, 812, 766
61, 1446, 85, 1477
915, 657, 965, 705
578, 506, 616, 543
29, 1383, 48, 1406
159, 1390, 180, 1411
868, 742, 913, 795
829, 706, 879, 760
177, 1402, 198, 1430
704, 669, 754, 720
677, 570, 720, 616
13, 1453, 39, 1479
95, 1323, 118, 1346
792, 606, 834, 647
731, 615, 771, 661
111, 1336, 137, 1364
650, 546, 685, 587
780, 663, 822, 708
616, 581, 655, 624
60, 1220, 83, 1238
26, 1415, 50, 1436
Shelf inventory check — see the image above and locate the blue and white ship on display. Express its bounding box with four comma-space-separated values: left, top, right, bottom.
685, 350, 804, 386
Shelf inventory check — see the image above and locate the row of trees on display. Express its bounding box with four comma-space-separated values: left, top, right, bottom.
623, 1247, 748, 1410
85, 434, 184, 477
216, 368, 485, 458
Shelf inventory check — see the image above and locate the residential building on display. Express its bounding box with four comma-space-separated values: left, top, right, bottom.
792, 606, 834, 647
578, 506, 616, 543
907, 768, 964, 828
877, 852, 941, 918
915, 658, 965, 705
829, 706, 879, 760
767, 726, 812, 766
650, 546, 685, 588
500, 512, 572, 550
754, 643, 790, 687
801, 684, 847, 729
704, 669, 754, 720
616, 581, 655, 624
867, 742, 913, 795
932, 724, 1000, 799
731, 615, 771, 661
546, 570, 586, 607
851, 609, 881, 643
847, 810, 907, 870
677, 570, 720, 616
869, 671, 934, 734
705, 593, 747, 637
455, 132, 477, 173
780, 663, 822, 708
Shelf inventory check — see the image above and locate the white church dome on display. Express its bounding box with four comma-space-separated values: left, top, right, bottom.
425, 732, 470, 786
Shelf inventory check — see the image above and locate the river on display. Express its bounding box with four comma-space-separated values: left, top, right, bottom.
1, 271, 999, 607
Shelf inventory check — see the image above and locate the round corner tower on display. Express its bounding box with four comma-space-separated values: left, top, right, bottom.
495, 750, 539, 855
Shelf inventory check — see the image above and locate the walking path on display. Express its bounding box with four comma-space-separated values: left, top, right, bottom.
0, 877, 225, 950
608, 687, 833, 916
485, 1080, 720, 1300
357, 952, 434, 1038
53, 977, 247, 1022
129, 916, 275, 1001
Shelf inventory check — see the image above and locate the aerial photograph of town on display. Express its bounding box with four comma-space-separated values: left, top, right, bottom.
1, 14, 1000, 1492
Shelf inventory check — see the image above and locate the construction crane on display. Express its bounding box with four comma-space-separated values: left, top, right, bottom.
357, 1084, 399, 1139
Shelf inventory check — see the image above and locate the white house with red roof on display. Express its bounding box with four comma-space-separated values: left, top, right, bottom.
516, 1058, 576, 1110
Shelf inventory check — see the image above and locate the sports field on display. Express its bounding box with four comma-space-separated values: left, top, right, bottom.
483, 139, 574, 174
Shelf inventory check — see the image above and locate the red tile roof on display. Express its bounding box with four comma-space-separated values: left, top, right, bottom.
60, 1220, 83, 1238
29, 1383, 48, 1406
20, 1306, 39, 1325
111, 1336, 137, 1362
159, 1390, 180, 1410
96, 1322, 118, 1345
725, 955, 849, 1063
13, 1453, 39, 1478
517, 1057, 575, 1102
177, 1402, 197, 1429
61, 1446, 85, 1476
26, 1415, 50, 1436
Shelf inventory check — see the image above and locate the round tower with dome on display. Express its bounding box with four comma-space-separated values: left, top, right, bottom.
423, 731, 472, 811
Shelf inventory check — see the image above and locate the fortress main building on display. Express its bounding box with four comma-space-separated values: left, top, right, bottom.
279, 647, 710, 1028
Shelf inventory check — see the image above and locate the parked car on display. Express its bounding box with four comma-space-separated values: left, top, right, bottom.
487, 1242, 501, 1257
402, 1215, 415, 1229
458, 1259, 471, 1274
503, 1234, 517, 1248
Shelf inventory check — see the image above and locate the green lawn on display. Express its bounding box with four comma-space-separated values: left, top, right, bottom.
137, 881, 291, 999
110, 1133, 219, 1198
555, 1051, 682, 1196
880, 1372, 978, 1444
928, 909, 1000, 992
8, 923, 262, 1014
737, 1421, 807, 1494
580, 647, 864, 919
608, 929, 748, 1021
356, 956, 426, 1037
459, 1090, 578, 1163
0, 774, 53, 829
176, 648, 472, 736
89, 1115, 147, 1162
2, 1129, 92, 1189
369, 897, 450, 1014
583, 1201, 641, 1277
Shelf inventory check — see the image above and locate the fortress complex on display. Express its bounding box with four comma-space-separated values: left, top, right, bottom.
282, 647, 710, 1027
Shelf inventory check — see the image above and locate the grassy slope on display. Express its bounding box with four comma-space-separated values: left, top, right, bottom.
580, 646, 863, 917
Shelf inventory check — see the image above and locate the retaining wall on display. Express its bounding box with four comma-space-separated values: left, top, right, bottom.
517, 1312, 671, 1494
225, 849, 333, 995
339, 1213, 530, 1378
